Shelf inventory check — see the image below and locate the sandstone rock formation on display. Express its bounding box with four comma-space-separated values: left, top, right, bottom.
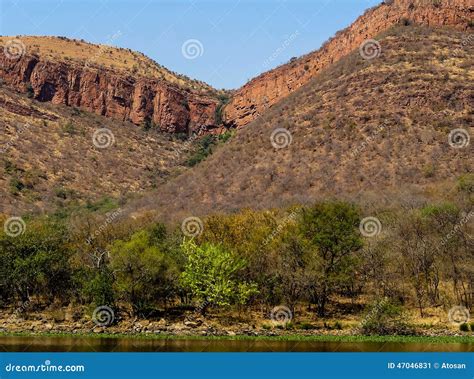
0, 0, 471, 132
223, 0, 473, 127
0, 52, 219, 134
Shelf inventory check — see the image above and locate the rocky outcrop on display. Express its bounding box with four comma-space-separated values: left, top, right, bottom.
0, 53, 219, 133
0, 0, 471, 131
223, 0, 473, 127
0, 96, 58, 120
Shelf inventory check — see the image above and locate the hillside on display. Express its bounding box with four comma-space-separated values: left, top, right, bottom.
0, 36, 223, 134
223, 0, 472, 127
0, 86, 203, 214
129, 25, 473, 219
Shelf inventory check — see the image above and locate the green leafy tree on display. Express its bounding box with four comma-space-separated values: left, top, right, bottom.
0, 219, 73, 304
108, 230, 179, 316
80, 268, 115, 307
200, 209, 279, 305
300, 201, 363, 317
180, 239, 258, 314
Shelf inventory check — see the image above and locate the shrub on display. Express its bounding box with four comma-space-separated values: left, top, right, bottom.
297, 322, 316, 330
459, 323, 469, 332
360, 299, 414, 336
80, 268, 115, 308
54, 186, 75, 200
457, 174, 474, 193
334, 321, 343, 330
9, 177, 24, 195
215, 95, 230, 125
285, 322, 295, 330
186, 135, 218, 167
0, 219, 74, 303
26, 83, 34, 98
62, 121, 76, 136
400, 18, 412, 26
422, 164, 435, 178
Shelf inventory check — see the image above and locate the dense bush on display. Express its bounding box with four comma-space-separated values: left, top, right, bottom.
0, 219, 73, 304
0, 198, 472, 327
109, 230, 179, 316
360, 299, 413, 336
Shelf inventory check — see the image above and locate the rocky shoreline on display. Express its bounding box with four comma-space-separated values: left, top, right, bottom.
0, 311, 469, 339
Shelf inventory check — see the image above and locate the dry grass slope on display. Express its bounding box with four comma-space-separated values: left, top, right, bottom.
130, 25, 473, 220
0, 87, 196, 214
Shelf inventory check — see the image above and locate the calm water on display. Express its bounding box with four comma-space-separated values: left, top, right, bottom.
0, 336, 472, 352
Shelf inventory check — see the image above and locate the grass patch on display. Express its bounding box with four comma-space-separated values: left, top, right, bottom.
0, 332, 472, 344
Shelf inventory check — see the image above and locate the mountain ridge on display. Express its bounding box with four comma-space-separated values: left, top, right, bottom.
0, 36, 222, 134
1, 0, 471, 133
223, 0, 472, 127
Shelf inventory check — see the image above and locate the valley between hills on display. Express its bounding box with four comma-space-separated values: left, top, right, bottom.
0, 0, 472, 345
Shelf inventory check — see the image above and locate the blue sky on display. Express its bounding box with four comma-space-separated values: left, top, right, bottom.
0, 0, 380, 89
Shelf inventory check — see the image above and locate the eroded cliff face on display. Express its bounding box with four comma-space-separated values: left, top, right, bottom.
223, 0, 473, 127
0, 53, 219, 134
0, 0, 471, 132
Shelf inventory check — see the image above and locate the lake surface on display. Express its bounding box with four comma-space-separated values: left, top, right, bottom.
0, 336, 472, 352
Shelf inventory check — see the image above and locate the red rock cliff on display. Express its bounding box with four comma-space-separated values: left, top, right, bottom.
0, 52, 219, 134
224, 0, 473, 127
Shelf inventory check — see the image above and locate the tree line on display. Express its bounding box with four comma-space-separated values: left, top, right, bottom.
0, 182, 472, 323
